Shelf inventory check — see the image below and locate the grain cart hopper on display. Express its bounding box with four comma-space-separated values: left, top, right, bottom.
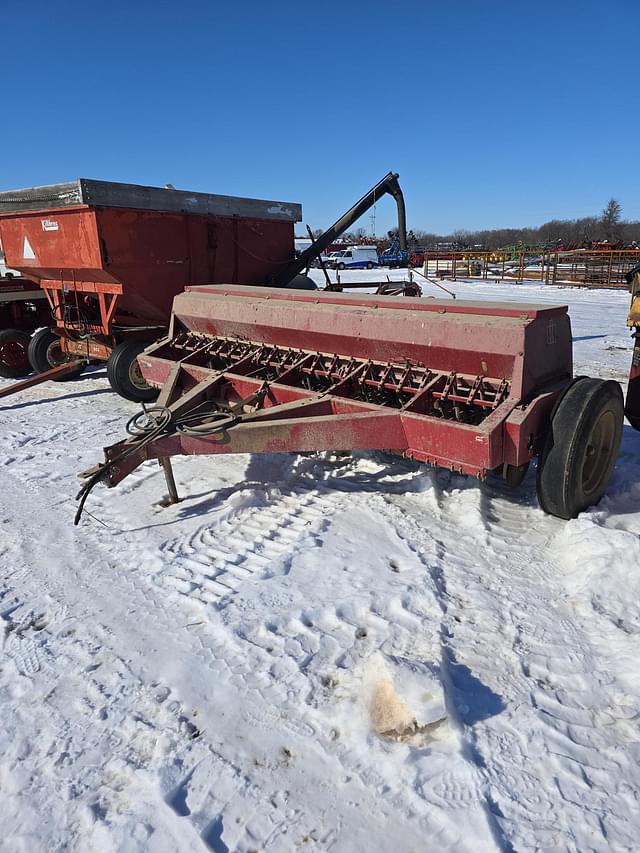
0, 272, 50, 378
77, 284, 623, 522
0, 179, 302, 400
0, 172, 412, 400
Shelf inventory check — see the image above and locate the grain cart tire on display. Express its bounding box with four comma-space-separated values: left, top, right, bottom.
107, 340, 159, 402
286, 274, 317, 291
28, 329, 85, 380
0, 329, 32, 378
536, 377, 623, 519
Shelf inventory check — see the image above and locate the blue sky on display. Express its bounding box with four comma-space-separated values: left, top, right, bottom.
2, 0, 637, 233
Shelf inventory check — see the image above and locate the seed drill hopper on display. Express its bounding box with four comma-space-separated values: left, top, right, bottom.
78, 283, 623, 521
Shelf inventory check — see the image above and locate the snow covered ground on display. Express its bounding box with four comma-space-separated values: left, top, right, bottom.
1, 273, 639, 852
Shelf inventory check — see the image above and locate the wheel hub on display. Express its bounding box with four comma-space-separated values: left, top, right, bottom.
128, 357, 150, 391
45, 339, 66, 367
581, 409, 616, 497
0, 339, 29, 368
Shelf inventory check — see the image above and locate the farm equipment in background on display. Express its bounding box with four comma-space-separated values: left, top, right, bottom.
325, 277, 422, 297
77, 283, 623, 523
379, 235, 408, 268
0, 179, 302, 401
0, 272, 51, 378
273, 171, 407, 285
287, 172, 419, 296
0, 171, 412, 401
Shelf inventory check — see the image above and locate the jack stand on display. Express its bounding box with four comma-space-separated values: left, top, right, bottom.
158, 457, 181, 507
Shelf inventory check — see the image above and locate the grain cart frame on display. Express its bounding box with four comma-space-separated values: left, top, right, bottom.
77, 284, 623, 522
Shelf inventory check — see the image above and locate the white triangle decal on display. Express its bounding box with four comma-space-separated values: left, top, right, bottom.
23, 236, 36, 260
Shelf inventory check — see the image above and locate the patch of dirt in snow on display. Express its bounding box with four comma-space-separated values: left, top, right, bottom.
363, 653, 446, 740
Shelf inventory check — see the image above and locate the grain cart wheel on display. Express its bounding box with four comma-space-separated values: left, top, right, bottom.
27, 328, 85, 380
286, 274, 318, 291
536, 378, 623, 519
107, 340, 159, 403
0, 329, 32, 378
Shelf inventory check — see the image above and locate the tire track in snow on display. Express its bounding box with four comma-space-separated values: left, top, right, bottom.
198, 462, 500, 850
0, 592, 205, 852
4, 355, 638, 852
4, 457, 437, 851
102, 453, 639, 850
371, 471, 640, 851
216, 603, 486, 852
153, 483, 340, 606
0, 464, 288, 851
103, 452, 489, 849
88, 452, 358, 607
365, 486, 515, 852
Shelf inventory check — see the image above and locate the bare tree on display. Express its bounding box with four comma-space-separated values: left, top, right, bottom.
339, 199, 639, 252
344, 227, 368, 243
601, 198, 622, 240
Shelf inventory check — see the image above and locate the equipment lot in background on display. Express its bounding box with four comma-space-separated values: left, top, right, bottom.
1, 273, 638, 852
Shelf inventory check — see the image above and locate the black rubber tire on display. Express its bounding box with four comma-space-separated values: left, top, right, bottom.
286, 274, 318, 291
536, 377, 623, 519
624, 371, 640, 431
107, 340, 158, 402
27, 328, 85, 380
337, 262, 345, 270
0, 329, 32, 378
366, 262, 373, 270
626, 409, 640, 432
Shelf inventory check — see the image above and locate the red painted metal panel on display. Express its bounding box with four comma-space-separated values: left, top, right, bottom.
168, 286, 572, 397
503, 389, 562, 466
0, 207, 105, 282
186, 283, 568, 320
0, 207, 296, 329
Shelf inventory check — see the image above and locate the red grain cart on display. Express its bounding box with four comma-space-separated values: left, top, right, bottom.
0, 180, 301, 400
78, 284, 624, 522
0, 273, 51, 378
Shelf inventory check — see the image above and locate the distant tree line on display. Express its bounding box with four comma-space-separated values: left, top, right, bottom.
409, 199, 639, 251
339, 200, 640, 251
